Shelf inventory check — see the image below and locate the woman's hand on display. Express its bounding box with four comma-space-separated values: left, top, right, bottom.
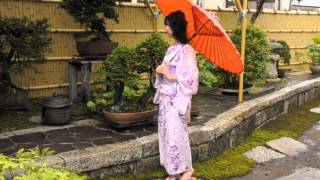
156, 65, 177, 80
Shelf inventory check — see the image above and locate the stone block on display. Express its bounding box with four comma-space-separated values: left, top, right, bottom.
255, 101, 284, 127
136, 156, 161, 173
198, 144, 208, 161
284, 95, 298, 113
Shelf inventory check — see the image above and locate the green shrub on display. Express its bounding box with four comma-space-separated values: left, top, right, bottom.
230, 25, 270, 83
313, 36, 320, 45
0, 148, 86, 180
308, 44, 320, 65
197, 54, 219, 87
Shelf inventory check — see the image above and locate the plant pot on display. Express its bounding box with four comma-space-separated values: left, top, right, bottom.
102, 106, 158, 126
76, 40, 118, 56
309, 65, 320, 75
0, 89, 28, 110
220, 83, 253, 96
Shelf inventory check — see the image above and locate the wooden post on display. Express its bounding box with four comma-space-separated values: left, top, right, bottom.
80, 62, 91, 103
68, 61, 78, 102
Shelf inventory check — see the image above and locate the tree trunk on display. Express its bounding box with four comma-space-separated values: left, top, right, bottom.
113, 81, 124, 106
250, 0, 266, 24
138, 67, 156, 106
0, 50, 15, 93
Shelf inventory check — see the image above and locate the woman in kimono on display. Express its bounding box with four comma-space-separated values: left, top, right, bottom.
153, 10, 199, 180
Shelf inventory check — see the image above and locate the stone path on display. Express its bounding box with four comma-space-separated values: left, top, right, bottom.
0, 93, 238, 156
231, 120, 320, 180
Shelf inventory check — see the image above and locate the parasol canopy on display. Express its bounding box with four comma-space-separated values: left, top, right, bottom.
156, 0, 244, 74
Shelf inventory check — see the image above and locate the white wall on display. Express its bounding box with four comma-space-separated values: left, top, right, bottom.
280, 0, 291, 10
202, 0, 226, 9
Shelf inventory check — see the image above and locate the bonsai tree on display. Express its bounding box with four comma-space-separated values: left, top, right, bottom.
0, 17, 52, 94
60, 0, 118, 42
135, 33, 169, 104
90, 33, 169, 113
212, 25, 270, 88
96, 46, 140, 111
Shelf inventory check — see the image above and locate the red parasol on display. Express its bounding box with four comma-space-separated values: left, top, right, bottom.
156, 0, 244, 74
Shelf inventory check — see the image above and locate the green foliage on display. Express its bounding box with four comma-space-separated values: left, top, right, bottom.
197, 54, 219, 87
99, 47, 140, 89
0, 148, 86, 180
60, 0, 118, 41
94, 33, 169, 112
86, 91, 113, 112
313, 36, 320, 45
96, 46, 140, 107
135, 33, 170, 72
231, 25, 270, 83
0, 17, 52, 93
273, 40, 291, 64
307, 44, 320, 66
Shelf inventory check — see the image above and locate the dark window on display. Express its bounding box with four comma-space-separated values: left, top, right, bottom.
138, 0, 155, 3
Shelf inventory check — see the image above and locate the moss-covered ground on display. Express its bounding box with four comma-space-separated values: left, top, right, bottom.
106, 98, 320, 180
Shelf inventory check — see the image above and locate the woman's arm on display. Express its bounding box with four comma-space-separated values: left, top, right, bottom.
156, 65, 177, 81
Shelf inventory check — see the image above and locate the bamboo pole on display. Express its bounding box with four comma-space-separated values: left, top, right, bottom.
235, 0, 248, 102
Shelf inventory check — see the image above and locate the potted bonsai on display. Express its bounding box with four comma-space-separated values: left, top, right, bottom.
218, 25, 270, 95
0, 17, 52, 110
60, 0, 119, 56
308, 36, 320, 75
89, 33, 169, 127
93, 46, 156, 127
135, 33, 169, 104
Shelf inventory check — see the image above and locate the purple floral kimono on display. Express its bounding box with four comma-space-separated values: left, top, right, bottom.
153, 43, 199, 175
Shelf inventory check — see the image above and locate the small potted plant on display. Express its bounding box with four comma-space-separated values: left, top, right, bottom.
308, 36, 320, 75
60, 0, 119, 56
0, 17, 52, 110
217, 25, 270, 94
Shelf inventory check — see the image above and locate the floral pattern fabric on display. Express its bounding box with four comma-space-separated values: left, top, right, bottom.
153, 43, 199, 175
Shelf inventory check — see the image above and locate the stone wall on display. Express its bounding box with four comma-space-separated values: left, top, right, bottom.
46, 77, 320, 178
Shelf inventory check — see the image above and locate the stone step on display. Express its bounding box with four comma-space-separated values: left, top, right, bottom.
244, 146, 286, 163
266, 137, 308, 156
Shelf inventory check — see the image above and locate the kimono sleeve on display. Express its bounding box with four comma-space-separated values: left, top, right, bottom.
153, 74, 161, 104
176, 45, 199, 96
171, 45, 199, 115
